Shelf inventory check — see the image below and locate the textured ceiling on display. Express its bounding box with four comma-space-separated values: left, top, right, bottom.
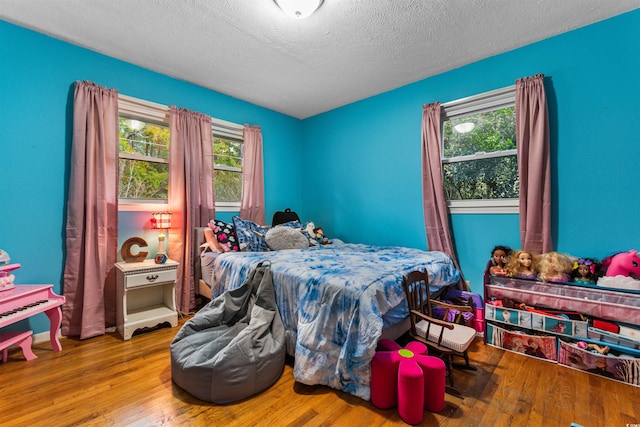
1, 0, 638, 118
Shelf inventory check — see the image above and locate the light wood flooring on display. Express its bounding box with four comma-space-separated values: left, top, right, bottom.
2, 316, 640, 427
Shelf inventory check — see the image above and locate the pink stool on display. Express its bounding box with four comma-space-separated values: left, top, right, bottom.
371, 339, 446, 424
0, 330, 37, 362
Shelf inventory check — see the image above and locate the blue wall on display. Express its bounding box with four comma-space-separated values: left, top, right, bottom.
2, 10, 639, 336
302, 9, 640, 293
0, 21, 303, 334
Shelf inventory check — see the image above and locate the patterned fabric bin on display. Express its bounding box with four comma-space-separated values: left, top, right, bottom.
531, 313, 589, 339
558, 340, 640, 387
485, 304, 532, 328
486, 322, 557, 362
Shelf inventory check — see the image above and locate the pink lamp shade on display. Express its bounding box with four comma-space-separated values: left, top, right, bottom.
151, 212, 172, 258
151, 212, 172, 230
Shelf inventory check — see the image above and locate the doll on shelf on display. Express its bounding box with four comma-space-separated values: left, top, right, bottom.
486, 245, 512, 278
506, 250, 539, 279
570, 258, 599, 284
536, 251, 573, 283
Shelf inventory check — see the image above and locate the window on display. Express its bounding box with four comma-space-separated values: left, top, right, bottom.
118, 96, 171, 208
441, 85, 518, 214
117, 95, 244, 211
212, 119, 244, 211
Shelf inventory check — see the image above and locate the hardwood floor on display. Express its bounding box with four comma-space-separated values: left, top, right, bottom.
2, 316, 639, 427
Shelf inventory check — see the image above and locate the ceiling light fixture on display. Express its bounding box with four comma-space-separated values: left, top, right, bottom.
454, 122, 475, 133
274, 0, 324, 19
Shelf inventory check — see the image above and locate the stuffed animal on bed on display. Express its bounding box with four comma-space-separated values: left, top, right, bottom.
302, 222, 332, 245
312, 226, 332, 245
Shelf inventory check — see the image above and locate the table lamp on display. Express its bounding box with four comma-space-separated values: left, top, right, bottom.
151, 212, 172, 261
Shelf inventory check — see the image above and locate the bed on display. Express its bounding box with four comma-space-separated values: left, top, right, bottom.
193, 227, 461, 400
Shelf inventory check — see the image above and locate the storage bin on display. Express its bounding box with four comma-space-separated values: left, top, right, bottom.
485, 304, 532, 328
485, 322, 557, 362
531, 312, 589, 338
588, 327, 640, 350
557, 340, 640, 387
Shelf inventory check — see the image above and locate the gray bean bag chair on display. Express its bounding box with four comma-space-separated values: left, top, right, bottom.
170, 262, 285, 403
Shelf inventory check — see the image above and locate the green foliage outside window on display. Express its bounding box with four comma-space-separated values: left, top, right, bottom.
442, 107, 519, 200
118, 119, 170, 201
118, 118, 244, 205
213, 137, 243, 203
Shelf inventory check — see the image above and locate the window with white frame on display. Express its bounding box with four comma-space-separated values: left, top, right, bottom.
441, 85, 519, 214
211, 119, 244, 211
118, 95, 170, 207
117, 95, 244, 211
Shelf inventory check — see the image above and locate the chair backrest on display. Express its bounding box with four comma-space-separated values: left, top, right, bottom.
403, 270, 432, 333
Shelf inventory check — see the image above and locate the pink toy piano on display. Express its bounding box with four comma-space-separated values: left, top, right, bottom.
0, 263, 65, 361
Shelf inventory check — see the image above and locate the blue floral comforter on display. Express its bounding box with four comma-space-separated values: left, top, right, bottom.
210, 242, 460, 400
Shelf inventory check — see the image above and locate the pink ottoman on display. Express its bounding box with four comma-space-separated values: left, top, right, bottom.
371, 339, 446, 424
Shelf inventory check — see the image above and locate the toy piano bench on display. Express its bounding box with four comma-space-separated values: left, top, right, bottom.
0, 330, 37, 362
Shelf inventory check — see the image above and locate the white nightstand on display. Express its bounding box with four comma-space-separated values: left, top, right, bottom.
115, 258, 179, 340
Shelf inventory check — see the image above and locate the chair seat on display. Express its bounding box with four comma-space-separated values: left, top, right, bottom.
416, 320, 476, 353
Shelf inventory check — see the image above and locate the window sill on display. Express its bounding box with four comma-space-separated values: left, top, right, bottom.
216, 204, 241, 213
118, 202, 240, 213
118, 201, 168, 212
447, 199, 519, 214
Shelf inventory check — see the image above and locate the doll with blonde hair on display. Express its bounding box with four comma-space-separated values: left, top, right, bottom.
506, 250, 538, 279
536, 251, 573, 282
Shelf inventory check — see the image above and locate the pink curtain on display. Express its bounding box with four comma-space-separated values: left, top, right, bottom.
516, 74, 553, 254
168, 106, 215, 313
421, 103, 468, 290
239, 125, 265, 225
62, 81, 119, 339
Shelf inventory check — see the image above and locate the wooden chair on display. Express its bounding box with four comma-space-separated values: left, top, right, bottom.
402, 270, 477, 390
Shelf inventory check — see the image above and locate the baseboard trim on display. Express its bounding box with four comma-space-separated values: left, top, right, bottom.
32, 329, 61, 345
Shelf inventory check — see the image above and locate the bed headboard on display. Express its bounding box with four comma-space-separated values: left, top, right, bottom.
193, 227, 208, 288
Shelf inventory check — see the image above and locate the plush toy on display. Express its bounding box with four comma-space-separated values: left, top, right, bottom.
304, 222, 318, 245
597, 250, 640, 290
603, 250, 640, 279
312, 226, 331, 245
303, 222, 332, 245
